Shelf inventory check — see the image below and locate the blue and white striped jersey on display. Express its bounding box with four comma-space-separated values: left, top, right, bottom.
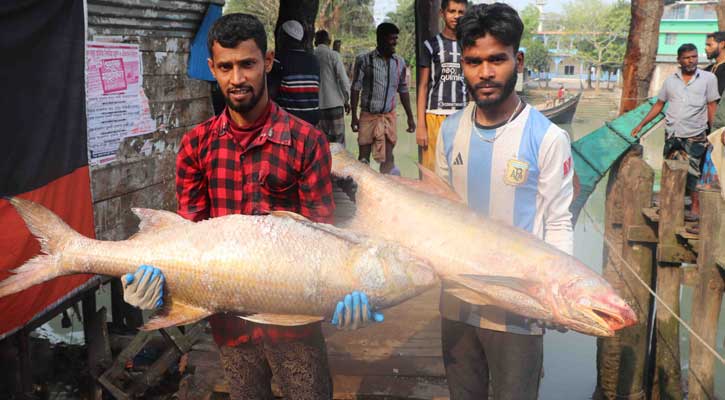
435, 102, 574, 334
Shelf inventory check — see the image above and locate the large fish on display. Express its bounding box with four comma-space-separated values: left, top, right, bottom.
0, 197, 437, 330
329, 144, 637, 337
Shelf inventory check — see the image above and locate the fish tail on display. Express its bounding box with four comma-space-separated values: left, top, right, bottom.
0, 197, 81, 297
0, 255, 61, 298
7, 196, 80, 254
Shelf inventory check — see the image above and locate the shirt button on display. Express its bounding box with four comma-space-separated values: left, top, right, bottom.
239, 154, 245, 161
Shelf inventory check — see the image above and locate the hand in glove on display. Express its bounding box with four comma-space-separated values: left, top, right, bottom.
331, 291, 384, 330
121, 265, 165, 310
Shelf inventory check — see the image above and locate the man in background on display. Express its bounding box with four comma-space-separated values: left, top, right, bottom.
416, 0, 468, 170
631, 43, 720, 220
350, 22, 415, 174
314, 29, 351, 144
270, 20, 321, 125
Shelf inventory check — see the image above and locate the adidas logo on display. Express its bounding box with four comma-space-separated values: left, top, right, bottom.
453, 152, 463, 166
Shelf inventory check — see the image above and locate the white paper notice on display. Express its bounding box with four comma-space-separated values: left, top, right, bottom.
86, 42, 157, 165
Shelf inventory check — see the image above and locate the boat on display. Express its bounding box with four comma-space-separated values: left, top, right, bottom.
569, 97, 667, 222
535, 89, 582, 125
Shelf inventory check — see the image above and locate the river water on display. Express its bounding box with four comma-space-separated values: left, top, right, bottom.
41, 91, 723, 398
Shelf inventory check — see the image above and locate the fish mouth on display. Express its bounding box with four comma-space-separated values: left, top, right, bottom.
569, 303, 637, 337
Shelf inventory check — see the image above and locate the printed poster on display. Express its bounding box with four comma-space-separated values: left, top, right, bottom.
86, 42, 156, 165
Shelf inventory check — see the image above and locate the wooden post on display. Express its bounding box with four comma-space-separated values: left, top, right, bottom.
595, 147, 655, 400
651, 159, 688, 400
687, 190, 725, 400
618, 0, 664, 114
718, 0, 725, 31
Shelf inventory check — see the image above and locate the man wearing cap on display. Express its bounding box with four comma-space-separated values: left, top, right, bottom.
350, 22, 415, 174
270, 20, 321, 125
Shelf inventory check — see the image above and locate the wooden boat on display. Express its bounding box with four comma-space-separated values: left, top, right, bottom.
536, 90, 582, 125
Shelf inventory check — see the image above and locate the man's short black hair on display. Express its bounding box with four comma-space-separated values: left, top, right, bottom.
707, 31, 725, 43
441, 0, 468, 10
677, 43, 698, 57
207, 13, 267, 58
315, 30, 331, 45
456, 3, 523, 53
376, 22, 400, 41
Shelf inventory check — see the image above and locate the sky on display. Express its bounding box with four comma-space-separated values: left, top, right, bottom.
373, 0, 577, 25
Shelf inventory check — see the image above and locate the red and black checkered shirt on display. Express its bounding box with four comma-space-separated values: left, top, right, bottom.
176, 101, 335, 347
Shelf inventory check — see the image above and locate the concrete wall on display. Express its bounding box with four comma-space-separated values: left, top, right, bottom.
87, 0, 222, 240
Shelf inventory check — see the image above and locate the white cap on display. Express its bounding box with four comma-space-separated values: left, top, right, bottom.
281, 20, 304, 42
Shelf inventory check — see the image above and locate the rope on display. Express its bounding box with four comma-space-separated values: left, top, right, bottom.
580, 208, 725, 365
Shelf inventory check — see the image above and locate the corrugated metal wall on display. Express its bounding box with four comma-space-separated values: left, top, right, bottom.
86, 0, 223, 240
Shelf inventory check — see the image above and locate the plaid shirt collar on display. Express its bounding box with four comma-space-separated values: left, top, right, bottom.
216, 101, 292, 147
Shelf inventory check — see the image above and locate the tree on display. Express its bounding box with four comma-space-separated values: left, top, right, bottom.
563, 0, 631, 91
520, 3, 541, 49
385, 0, 416, 66
525, 40, 551, 88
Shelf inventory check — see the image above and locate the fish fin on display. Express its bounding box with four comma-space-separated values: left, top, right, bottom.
388, 170, 463, 204
0, 255, 62, 298
269, 210, 310, 222
445, 275, 553, 321
131, 208, 189, 238
140, 301, 212, 331
444, 288, 493, 306
271, 211, 364, 244
7, 196, 81, 254
239, 313, 324, 326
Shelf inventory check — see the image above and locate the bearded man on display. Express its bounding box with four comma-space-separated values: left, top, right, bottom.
434, 3, 574, 399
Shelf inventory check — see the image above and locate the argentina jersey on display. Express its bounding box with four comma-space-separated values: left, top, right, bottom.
435, 103, 574, 254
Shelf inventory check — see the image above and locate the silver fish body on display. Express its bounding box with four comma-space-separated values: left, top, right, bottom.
1, 198, 436, 330
330, 144, 637, 337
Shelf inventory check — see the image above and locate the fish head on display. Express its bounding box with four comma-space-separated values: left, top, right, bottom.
352, 243, 438, 309
556, 276, 638, 337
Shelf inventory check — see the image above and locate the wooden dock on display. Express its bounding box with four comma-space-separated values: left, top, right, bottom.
177, 288, 450, 400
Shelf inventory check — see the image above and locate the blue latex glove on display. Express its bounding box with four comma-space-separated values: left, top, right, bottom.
121, 265, 165, 310
331, 291, 384, 330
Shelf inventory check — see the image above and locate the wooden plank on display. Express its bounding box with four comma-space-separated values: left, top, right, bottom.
656, 244, 697, 264
87, 16, 199, 31
652, 159, 687, 400
93, 180, 177, 240
687, 190, 725, 399
141, 50, 189, 76
143, 75, 210, 103
641, 206, 660, 223
626, 224, 658, 243
89, 27, 195, 39
677, 224, 700, 241
82, 294, 104, 400
595, 150, 654, 400
149, 97, 213, 131
87, 4, 202, 22
90, 128, 184, 202
88, 0, 208, 13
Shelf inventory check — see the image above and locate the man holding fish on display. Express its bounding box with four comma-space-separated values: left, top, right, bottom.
121, 13, 382, 400
435, 3, 574, 399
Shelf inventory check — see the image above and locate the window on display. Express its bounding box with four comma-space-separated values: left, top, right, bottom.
665, 33, 677, 45
564, 65, 575, 75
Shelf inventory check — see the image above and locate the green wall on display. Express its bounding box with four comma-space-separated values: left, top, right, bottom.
658, 19, 719, 56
